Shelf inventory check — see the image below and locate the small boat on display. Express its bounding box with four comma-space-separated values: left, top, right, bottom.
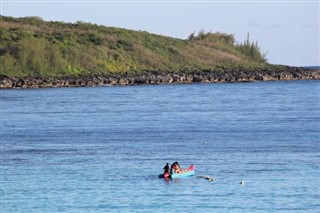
171, 164, 195, 178
159, 164, 195, 179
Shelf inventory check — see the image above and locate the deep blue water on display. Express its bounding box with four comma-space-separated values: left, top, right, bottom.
1, 80, 319, 212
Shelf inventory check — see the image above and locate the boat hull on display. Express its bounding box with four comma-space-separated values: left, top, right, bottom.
171, 170, 195, 178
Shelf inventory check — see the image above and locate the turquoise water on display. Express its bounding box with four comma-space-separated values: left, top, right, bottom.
1, 80, 319, 212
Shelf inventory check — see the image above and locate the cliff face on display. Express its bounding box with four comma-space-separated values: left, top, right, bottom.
1, 67, 319, 89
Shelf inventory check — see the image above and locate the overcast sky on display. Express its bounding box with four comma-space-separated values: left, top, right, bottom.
1, 0, 319, 66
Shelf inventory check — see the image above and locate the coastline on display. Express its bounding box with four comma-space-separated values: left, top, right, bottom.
1, 67, 319, 89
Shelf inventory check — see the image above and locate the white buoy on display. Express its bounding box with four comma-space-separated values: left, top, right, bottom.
240, 181, 245, 185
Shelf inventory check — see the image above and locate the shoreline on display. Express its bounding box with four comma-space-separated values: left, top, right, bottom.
1, 68, 319, 89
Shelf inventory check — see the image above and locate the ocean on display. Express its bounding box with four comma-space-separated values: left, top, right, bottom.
1, 80, 319, 212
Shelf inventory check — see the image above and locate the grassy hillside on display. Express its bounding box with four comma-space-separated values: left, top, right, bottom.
0, 16, 268, 78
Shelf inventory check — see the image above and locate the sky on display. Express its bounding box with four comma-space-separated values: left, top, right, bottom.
1, 0, 319, 66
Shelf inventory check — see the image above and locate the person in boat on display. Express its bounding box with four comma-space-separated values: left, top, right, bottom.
163, 163, 170, 174
172, 161, 182, 173
174, 161, 181, 170
172, 161, 191, 174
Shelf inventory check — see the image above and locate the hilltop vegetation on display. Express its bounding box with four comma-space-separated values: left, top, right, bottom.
0, 16, 270, 78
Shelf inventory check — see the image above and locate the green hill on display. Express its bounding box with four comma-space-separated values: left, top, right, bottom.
0, 16, 269, 78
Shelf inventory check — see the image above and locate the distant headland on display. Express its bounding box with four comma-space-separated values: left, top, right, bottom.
1, 16, 319, 89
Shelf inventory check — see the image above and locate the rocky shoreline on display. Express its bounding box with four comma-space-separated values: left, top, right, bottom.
1, 67, 319, 89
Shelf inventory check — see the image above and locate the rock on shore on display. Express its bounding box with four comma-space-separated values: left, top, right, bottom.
1, 67, 319, 89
